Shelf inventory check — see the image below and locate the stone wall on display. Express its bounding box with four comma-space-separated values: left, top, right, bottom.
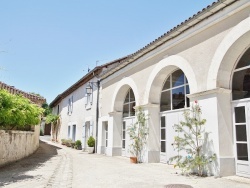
0, 125, 40, 167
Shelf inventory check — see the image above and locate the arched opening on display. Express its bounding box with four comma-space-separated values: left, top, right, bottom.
232, 46, 250, 176
160, 69, 190, 163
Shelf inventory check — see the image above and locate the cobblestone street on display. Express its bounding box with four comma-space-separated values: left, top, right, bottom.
1, 137, 250, 188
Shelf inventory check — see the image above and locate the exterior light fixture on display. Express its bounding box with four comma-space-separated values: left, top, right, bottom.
86, 82, 93, 95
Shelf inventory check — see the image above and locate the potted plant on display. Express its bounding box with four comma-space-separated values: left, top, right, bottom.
127, 106, 149, 163
61, 139, 66, 145
75, 140, 82, 150
66, 139, 72, 147
71, 142, 76, 148
87, 136, 95, 154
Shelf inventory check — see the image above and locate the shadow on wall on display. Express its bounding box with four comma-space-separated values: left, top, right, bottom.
203, 132, 219, 176
0, 141, 61, 186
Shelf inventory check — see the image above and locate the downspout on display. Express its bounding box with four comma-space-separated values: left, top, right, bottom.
95, 80, 100, 153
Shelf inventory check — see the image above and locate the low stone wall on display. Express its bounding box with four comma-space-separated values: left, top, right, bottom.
0, 125, 40, 167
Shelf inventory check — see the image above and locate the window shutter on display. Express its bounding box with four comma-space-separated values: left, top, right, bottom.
90, 121, 93, 136
71, 96, 73, 113
90, 93, 93, 105
84, 94, 88, 106
82, 122, 86, 149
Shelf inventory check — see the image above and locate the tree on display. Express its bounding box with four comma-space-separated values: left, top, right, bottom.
45, 113, 60, 142
170, 101, 216, 176
127, 107, 149, 163
42, 102, 52, 117
0, 89, 44, 130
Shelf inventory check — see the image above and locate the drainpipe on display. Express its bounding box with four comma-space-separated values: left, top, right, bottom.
95, 80, 100, 153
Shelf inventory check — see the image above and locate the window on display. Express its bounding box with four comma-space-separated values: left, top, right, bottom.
68, 96, 73, 115
232, 47, 250, 100
105, 123, 108, 147
160, 116, 166, 152
160, 69, 190, 112
122, 121, 126, 149
123, 88, 136, 117
234, 106, 248, 161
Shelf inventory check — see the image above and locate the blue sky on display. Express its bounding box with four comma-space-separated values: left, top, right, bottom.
0, 0, 215, 103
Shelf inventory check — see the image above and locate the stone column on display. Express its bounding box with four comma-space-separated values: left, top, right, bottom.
188, 88, 235, 177
142, 103, 161, 163
106, 111, 123, 156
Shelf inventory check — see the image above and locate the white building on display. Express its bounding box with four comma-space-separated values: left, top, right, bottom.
97, 0, 250, 177
51, 0, 250, 178
50, 57, 127, 150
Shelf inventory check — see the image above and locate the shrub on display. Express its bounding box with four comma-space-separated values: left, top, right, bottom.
127, 107, 149, 163
75, 140, 82, 147
0, 89, 44, 130
169, 101, 216, 176
87, 136, 95, 147
61, 139, 66, 145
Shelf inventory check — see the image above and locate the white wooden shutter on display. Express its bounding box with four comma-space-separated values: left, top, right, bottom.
82, 122, 86, 149
90, 121, 93, 136
84, 94, 88, 106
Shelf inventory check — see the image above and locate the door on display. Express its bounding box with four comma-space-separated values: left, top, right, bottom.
68, 126, 71, 139
233, 102, 250, 177
72, 125, 76, 142
160, 111, 184, 163
122, 118, 134, 157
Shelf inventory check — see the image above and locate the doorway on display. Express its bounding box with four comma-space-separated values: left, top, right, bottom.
233, 102, 250, 177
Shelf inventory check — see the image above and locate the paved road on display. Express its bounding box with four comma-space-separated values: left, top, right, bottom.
1, 137, 250, 188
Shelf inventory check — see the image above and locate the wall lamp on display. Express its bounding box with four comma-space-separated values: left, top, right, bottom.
86, 81, 99, 95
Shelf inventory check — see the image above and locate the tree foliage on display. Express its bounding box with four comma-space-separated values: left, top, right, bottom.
127, 106, 149, 163
0, 89, 44, 130
42, 102, 52, 117
170, 101, 216, 176
45, 113, 59, 124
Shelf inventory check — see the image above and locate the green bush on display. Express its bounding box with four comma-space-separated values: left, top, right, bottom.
87, 136, 95, 147
75, 140, 82, 147
0, 89, 44, 130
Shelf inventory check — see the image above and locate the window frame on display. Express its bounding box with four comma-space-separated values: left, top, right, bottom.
123, 88, 136, 118
160, 69, 190, 112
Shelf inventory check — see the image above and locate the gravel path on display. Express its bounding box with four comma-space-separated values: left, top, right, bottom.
0, 140, 72, 188
1, 138, 250, 188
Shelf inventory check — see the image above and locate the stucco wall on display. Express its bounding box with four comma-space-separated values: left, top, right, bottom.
53, 77, 99, 148
0, 125, 40, 167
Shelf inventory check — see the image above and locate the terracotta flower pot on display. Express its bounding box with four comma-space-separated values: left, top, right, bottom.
130, 157, 137, 164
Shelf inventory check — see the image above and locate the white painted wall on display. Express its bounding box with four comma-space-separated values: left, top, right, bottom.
98, 1, 250, 177
53, 77, 99, 149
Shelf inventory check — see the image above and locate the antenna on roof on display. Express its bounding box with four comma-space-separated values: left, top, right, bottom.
96, 60, 99, 67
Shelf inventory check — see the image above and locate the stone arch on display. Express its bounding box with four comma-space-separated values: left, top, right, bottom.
111, 77, 139, 112
144, 55, 197, 104
207, 16, 250, 90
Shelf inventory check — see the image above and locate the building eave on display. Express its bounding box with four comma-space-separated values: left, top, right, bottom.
100, 0, 238, 80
